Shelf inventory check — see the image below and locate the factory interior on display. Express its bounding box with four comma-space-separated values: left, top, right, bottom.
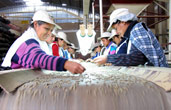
0, 0, 170, 110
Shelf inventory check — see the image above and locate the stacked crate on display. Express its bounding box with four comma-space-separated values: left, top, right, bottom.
0, 16, 20, 68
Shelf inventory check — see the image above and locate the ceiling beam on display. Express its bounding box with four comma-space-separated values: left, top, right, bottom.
5, 15, 82, 20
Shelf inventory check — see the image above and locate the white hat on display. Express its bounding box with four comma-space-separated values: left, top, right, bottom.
70, 43, 79, 50
32, 10, 62, 29
108, 29, 117, 40
107, 8, 137, 31
98, 32, 111, 40
91, 43, 101, 51
57, 32, 71, 44
51, 26, 58, 37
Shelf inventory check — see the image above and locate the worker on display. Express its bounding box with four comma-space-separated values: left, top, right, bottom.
98, 32, 117, 55
91, 43, 102, 59
47, 26, 60, 56
68, 43, 79, 59
56, 32, 70, 58
1, 10, 85, 74
94, 8, 168, 67
86, 43, 102, 62
109, 29, 127, 54
63, 42, 71, 59
46, 27, 57, 55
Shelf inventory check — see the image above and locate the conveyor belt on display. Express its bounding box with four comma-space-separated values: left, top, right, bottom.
0, 62, 170, 110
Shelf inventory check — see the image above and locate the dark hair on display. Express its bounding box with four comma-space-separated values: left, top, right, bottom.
126, 20, 134, 23
112, 20, 134, 25
30, 20, 48, 28
112, 20, 121, 25
67, 43, 72, 46
102, 37, 109, 40
114, 35, 119, 38
55, 37, 58, 41
109, 38, 113, 42
92, 47, 97, 52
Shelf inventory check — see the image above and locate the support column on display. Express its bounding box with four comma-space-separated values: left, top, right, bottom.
99, 0, 103, 36
83, 15, 88, 28
169, 0, 171, 60
83, 0, 90, 28
92, 2, 95, 29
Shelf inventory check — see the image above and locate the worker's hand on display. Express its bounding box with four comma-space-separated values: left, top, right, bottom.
105, 63, 112, 66
93, 55, 107, 65
64, 61, 85, 74
85, 58, 92, 62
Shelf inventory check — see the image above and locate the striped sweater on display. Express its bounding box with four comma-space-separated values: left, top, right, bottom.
11, 39, 67, 71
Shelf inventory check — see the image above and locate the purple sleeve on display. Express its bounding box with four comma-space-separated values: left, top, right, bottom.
11, 39, 67, 71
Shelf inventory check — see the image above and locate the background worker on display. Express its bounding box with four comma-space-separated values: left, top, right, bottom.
46, 27, 57, 55
55, 32, 70, 58
68, 43, 79, 59
91, 43, 102, 59
98, 32, 117, 55
109, 29, 127, 54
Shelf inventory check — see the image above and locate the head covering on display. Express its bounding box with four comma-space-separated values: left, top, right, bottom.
98, 32, 111, 40
107, 8, 137, 31
32, 10, 62, 30
51, 26, 58, 37
91, 43, 101, 51
108, 29, 118, 40
57, 32, 71, 45
70, 43, 79, 50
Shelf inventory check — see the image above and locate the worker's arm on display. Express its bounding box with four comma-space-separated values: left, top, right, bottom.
11, 39, 67, 71
52, 43, 60, 56
107, 44, 148, 66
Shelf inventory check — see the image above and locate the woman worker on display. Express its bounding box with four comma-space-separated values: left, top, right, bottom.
46, 27, 57, 55
98, 32, 117, 55
109, 29, 127, 54
1, 10, 85, 74
94, 8, 168, 67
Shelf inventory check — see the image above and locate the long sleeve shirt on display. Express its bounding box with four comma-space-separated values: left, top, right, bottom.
52, 42, 60, 56
107, 21, 168, 67
91, 52, 100, 59
107, 44, 147, 66
104, 41, 117, 55
107, 21, 147, 66
11, 39, 67, 71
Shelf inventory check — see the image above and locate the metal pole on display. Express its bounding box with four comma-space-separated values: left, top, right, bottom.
99, 0, 103, 36
83, 0, 90, 28
169, 0, 171, 60
83, 15, 87, 28
92, 2, 95, 29
153, 0, 168, 13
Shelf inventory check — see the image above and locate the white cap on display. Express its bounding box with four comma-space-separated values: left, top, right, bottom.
107, 8, 137, 31
32, 10, 62, 29
57, 32, 71, 44
108, 29, 117, 40
91, 43, 101, 51
98, 32, 111, 40
51, 26, 58, 37
70, 43, 79, 50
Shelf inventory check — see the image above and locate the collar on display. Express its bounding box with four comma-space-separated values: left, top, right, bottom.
106, 41, 113, 49
118, 38, 126, 47
123, 21, 138, 39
